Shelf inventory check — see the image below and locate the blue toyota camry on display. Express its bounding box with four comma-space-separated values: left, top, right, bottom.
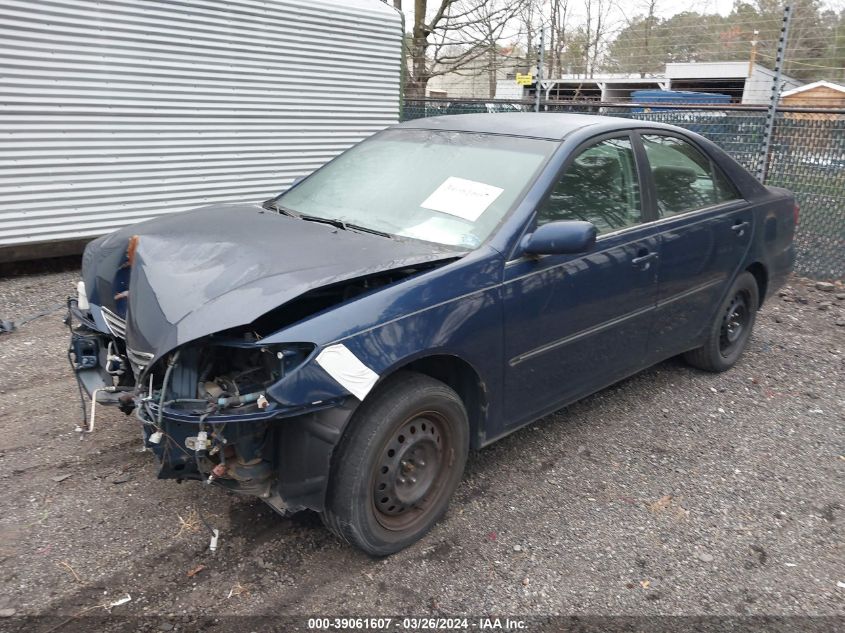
69, 114, 796, 555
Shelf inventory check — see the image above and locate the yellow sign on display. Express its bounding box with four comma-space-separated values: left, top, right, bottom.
515, 73, 533, 86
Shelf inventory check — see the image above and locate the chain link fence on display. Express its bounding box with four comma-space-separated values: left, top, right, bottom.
402, 99, 844, 280
767, 113, 845, 280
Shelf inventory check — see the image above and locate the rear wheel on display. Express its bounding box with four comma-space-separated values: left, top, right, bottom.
684, 271, 759, 372
322, 371, 469, 556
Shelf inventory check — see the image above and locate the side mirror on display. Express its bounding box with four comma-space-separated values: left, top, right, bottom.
520, 220, 597, 256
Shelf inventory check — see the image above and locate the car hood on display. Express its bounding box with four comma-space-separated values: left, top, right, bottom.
82, 204, 461, 357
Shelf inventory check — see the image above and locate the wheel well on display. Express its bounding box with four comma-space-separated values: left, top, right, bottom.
400, 355, 487, 449
746, 262, 768, 308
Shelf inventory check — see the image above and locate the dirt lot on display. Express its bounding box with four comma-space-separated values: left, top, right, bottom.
0, 264, 842, 629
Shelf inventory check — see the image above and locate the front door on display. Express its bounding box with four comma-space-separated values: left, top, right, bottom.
502, 135, 660, 429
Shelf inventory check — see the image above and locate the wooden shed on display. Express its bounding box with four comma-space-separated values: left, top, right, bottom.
781, 80, 845, 109
777, 80, 845, 157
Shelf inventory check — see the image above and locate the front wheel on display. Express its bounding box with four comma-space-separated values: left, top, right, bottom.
684, 271, 759, 372
322, 371, 469, 556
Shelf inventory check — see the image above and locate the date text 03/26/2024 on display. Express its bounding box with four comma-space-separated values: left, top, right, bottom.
307, 617, 527, 630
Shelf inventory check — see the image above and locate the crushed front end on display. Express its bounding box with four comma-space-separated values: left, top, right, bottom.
69, 295, 358, 515
67, 253, 360, 516
66, 211, 456, 517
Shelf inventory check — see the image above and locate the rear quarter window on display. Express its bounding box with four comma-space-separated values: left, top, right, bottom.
641, 134, 740, 217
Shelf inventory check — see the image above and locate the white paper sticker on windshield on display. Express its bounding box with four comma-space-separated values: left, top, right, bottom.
420, 176, 503, 222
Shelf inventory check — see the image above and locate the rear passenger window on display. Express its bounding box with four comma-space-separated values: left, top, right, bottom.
536, 136, 642, 234
641, 134, 739, 217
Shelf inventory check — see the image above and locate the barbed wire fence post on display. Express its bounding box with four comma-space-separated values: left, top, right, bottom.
757, 3, 794, 182
535, 25, 544, 113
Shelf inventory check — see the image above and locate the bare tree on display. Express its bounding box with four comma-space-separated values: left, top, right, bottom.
516, 0, 541, 74
457, 1, 526, 97
612, 0, 661, 77
406, 0, 525, 97
548, 0, 571, 78
582, 0, 614, 77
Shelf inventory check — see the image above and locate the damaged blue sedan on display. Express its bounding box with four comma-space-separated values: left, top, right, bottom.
69, 114, 796, 555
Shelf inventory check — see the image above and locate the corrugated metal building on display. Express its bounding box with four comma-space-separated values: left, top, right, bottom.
0, 0, 403, 257
498, 62, 803, 105
665, 62, 802, 105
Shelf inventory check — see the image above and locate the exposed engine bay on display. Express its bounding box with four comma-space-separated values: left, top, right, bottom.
68, 301, 351, 514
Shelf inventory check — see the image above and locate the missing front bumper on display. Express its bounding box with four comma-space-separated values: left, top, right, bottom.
136, 396, 357, 515
67, 298, 358, 515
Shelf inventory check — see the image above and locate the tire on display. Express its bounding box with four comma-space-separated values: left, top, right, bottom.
683, 271, 759, 373
322, 371, 469, 556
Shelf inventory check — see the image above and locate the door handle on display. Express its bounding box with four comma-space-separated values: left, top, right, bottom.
631, 251, 658, 268
731, 221, 750, 234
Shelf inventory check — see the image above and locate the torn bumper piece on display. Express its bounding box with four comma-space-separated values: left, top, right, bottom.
137, 396, 357, 515
68, 299, 361, 515
68, 252, 390, 516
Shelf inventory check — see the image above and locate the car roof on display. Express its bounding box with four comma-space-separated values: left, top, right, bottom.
394, 112, 676, 141
393, 112, 768, 198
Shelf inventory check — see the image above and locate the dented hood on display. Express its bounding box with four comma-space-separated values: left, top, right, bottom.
82, 204, 459, 357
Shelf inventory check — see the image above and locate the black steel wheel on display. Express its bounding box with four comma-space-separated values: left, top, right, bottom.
719, 292, 750, 356
323, 371, 469, 556
372, 411, 453, 531
684, 271, 759, 372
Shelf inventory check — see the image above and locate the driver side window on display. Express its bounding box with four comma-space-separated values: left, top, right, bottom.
536, 136, 642, 234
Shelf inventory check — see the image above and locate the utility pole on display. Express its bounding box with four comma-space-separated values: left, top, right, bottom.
748, 29, 759, 77
535, 26, 544, 113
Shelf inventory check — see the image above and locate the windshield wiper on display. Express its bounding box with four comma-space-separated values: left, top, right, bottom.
263, 199, 301, 218
264, 200, 393, 239
299, 215, 393, 239
344, 223, 394, 239
299, 214, 347, 230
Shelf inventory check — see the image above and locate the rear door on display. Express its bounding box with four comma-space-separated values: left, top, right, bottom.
638, 132, 753, 360
502, 134, 660, 428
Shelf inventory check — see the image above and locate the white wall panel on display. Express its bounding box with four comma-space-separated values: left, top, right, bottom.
0, 0, 403, 247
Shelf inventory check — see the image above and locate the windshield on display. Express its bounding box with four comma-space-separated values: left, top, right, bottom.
276, 129, 556, 249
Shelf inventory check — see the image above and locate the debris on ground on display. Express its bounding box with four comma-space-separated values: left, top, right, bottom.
56, 560, 83, 584
107, 594, 131, 610
175, 510, 202, 538
227, 581, 250, 600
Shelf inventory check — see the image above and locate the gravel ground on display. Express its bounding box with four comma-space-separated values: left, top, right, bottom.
0, 265, 842, 629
